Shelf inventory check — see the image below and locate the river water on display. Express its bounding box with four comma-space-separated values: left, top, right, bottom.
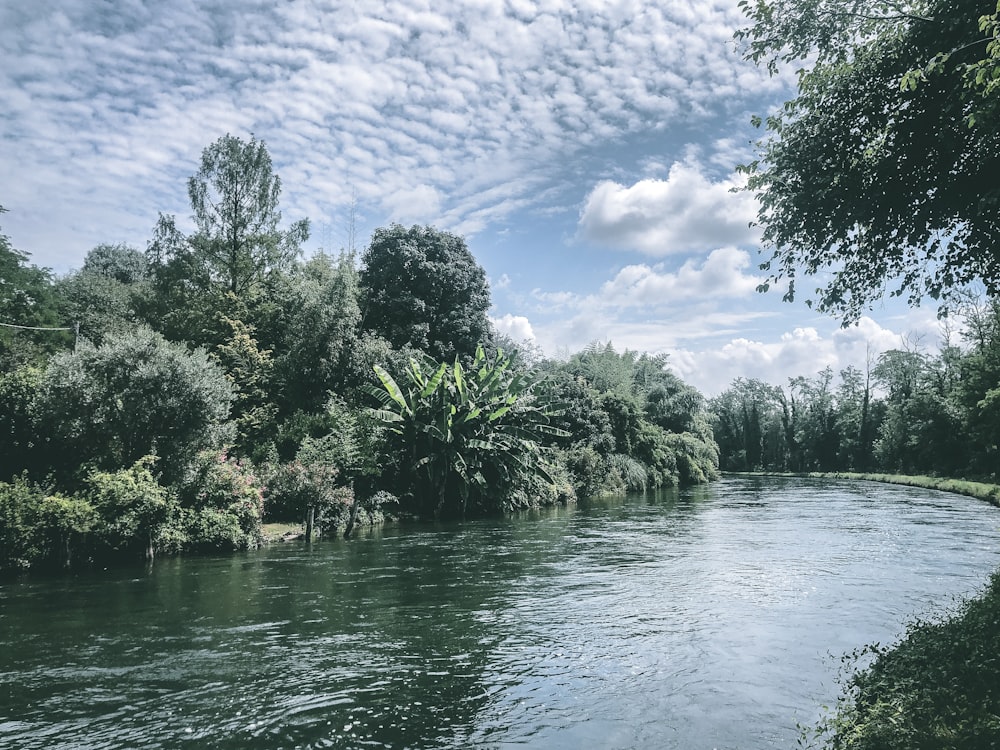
2, 476, 999, 749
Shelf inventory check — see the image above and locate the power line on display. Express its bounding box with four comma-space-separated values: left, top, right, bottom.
1, 320, 80, 351
0, 321, 74, 331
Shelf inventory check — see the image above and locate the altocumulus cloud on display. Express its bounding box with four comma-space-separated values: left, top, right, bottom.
0, 0, 778, 269
577, 161, 760, 255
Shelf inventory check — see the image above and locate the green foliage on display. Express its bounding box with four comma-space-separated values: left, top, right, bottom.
0, 365, 44, 481
0, 208, 68, 369
184, 133, 308, 297
369, 346, 568, 517
86, 456, 171, 557
806, 569, 1000, 749
360, 224, 492, 362
212, 313, 277, 456
269, 251, 363, 412
178, 451, 265, 550
33, 328, 234, 484
263, 459, 340, 522
0, 476, 50, 570
736, 0, 1000, 319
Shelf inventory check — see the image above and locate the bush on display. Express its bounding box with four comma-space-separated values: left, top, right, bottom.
86, 456, 172, 558
0, 476, 47, 571
179, 451, 265, 549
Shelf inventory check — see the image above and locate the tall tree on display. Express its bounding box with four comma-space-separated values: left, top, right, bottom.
736, 0, 1000, 319
147, 134, 309, 314
359, 224, 491, 362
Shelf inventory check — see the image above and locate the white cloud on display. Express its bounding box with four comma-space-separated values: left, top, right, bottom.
491, 313, 536, 342
381, 184, 443, 224
577, 160, 760, 255
669, 317, 923, 396
598, 247, 762, 306
0, 0, 780, 270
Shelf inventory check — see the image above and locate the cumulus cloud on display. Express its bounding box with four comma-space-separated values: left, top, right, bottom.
491, 313, 536, 342
598, 247, 762, 305
577, 161, 760, 255
668, 317, 920, 395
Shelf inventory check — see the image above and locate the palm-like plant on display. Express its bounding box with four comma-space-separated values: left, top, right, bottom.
369, 346, 567, 517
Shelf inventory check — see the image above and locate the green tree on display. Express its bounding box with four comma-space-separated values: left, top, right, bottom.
369, 346, 567, 517
145, 135, 308, 345
0, 207, 68, 369
709, 378, 787, 471
359, 224, 491, 362
56, 244, 149, 346
33, 328, 234, 484
269, 251, 363, 413
184, 133, 308, 296
736, 0, 1000, 318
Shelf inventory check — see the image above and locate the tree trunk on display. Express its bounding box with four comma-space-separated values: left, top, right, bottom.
305, 506, 315, 543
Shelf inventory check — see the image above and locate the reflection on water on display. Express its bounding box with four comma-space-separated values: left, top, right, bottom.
2, 477, 998, 749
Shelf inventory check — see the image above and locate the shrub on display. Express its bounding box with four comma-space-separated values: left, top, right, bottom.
0, 476, 47, 571
86, 456, 173, 559
179, 451, 265, 549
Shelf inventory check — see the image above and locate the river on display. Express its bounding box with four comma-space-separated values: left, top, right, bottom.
2, 476, 999, 749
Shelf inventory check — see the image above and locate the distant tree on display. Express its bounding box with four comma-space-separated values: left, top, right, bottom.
736, 0, 1000, 318
81, 243, 148, 284
145, 135, 309, 343
56, 244, 149, 346
709, 378, 786, 471
359, 224, 491, 362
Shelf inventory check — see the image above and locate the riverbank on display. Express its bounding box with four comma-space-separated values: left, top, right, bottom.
732, 471, 1000, 508
747, 471, 1000, 748
805, 567, 1000, 749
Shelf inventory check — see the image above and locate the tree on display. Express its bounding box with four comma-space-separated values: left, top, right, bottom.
369, 346, 567, 517
186, 134, 308, 296
359, 224, 491, 362
736, 0, 1000, 319
56, 244, 149, 346
33, 328, 234, 484
0, 207, 68, 368
269, 251, 363, 413
145, 135, 309, 343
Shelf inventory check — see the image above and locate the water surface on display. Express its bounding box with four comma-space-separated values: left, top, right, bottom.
2, 476, 998, 749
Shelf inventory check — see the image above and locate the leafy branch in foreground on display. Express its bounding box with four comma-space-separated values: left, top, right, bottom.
735, 0, 1000, 321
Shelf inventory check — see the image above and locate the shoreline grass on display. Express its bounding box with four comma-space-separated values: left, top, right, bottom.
729, 471, 1000, 508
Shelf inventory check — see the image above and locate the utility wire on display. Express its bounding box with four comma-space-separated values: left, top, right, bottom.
1, 320, 80, 351
0, 321, 74, 331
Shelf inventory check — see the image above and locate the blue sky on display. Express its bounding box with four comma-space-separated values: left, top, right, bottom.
0, 0, 945, 394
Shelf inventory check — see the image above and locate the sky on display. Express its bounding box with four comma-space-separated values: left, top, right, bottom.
0, 0, 949, 395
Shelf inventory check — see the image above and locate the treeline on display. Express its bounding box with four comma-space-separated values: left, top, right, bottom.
709, 302, 1000, 479
0, 134, 718, 573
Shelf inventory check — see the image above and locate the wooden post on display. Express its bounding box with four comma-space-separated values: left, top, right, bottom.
305, 506, 314, 543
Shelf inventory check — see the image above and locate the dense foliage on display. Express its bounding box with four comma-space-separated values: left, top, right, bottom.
736, 0, 1000, 319
0, 135, 719, 574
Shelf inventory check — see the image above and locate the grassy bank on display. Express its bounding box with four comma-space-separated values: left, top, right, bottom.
734, 471, 1000, 747
734, 471, 1000, 508
805, 569, 1000, 749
